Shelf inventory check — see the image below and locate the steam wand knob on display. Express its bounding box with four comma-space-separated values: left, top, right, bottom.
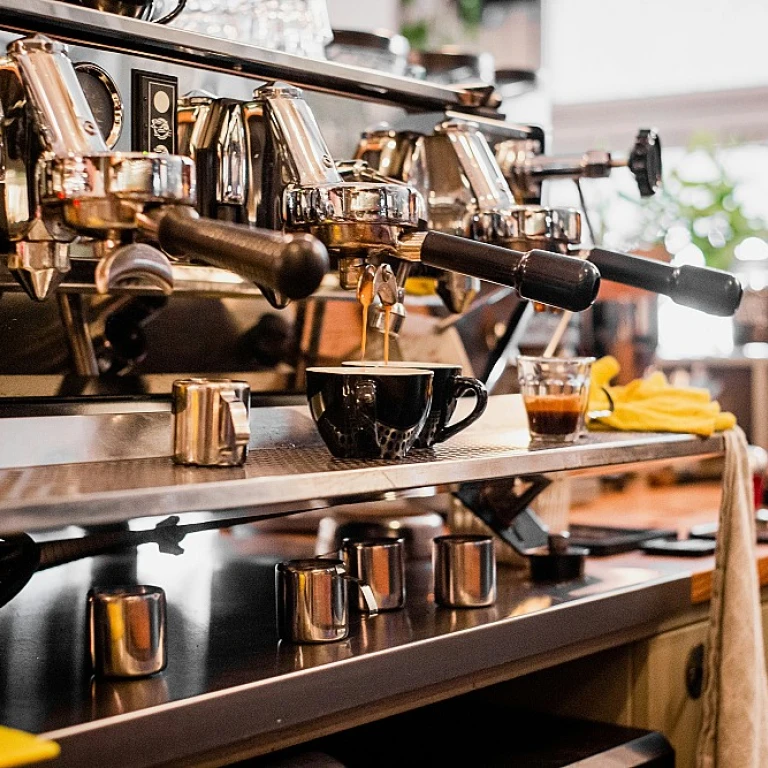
627, 128, 663, 197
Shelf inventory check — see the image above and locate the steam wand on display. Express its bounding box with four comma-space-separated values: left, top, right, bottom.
0, 509, 320, 609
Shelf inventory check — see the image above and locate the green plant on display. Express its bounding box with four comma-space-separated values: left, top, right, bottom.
400, 0, 482, 50
623, 134, 768, 271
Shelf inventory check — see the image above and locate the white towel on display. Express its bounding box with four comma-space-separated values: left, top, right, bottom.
696, 425, 768, 768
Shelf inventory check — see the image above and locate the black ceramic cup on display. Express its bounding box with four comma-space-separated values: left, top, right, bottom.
343, 361, 488, 448
305, 366, 434, 459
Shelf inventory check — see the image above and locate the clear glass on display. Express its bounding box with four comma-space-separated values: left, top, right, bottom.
516, 355, 595, 444
172, 0, 332, 57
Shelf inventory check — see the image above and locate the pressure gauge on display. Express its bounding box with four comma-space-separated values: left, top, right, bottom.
73, 62, 124, 150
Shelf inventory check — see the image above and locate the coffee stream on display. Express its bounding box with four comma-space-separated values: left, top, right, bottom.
357, 267, 375, 360
356, 271, 391, 364
383, 305, 391, 364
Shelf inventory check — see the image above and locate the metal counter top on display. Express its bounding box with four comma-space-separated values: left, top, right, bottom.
0, 526, 696, 767
0, 396, 724, 534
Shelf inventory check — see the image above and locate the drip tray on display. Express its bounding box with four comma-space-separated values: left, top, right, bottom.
568, 524, 678, 556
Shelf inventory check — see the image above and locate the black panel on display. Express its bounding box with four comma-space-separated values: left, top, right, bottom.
131, 69, 177, 154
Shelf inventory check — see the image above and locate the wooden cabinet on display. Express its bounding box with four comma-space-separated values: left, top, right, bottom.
490, 599, 768, 768
631, 620, 708, 768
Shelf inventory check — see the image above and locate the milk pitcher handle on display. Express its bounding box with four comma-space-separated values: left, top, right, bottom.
220, 389, 250, 457
332, 563, 379, 616
354, 579, 379, 615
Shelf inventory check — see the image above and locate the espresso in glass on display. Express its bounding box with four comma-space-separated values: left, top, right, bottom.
522, 393, 584, 437
516, 355, 596, 444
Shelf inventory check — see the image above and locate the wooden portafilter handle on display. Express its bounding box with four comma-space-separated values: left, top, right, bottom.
150, 207, 330, 301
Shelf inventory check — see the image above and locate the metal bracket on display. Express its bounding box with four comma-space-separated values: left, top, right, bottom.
454, 474, 552, 556
454, 475, 588, 583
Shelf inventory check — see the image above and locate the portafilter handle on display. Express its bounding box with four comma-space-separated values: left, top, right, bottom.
400, 231, 600, 313
143, 207, 330, 301
585, 247, 743, 317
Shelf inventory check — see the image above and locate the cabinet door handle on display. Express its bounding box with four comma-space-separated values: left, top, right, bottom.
686, 642, 705, 699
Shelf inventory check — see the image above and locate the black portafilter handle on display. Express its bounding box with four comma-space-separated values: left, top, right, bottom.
154, 207, 330, 301
417, 231, 601, 312
587, 247, 743, 317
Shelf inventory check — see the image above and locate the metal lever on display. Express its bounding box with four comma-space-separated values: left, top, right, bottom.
143, 207, 330, 301
585, 247, 743, 316
8, 35, 108, 156
373, 263, 398, 306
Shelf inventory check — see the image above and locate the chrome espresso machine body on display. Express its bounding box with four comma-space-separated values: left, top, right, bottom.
0, 21, 605, 391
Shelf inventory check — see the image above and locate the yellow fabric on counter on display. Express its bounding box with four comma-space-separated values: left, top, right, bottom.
587, 355, 737, 437
404, 277, 437, 296
0, 726, 59, 768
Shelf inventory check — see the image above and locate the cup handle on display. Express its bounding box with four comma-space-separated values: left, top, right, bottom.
436, 376, 489, 443
153, 0, 187, 25
587, 387, 615, 422
220, 390, 250, 456
333, 564, 379, 616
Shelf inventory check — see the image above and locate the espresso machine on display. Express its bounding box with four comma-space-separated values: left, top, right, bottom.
0, 36, 609, 391
353, 118, 742, 387
0, 6, 747, 766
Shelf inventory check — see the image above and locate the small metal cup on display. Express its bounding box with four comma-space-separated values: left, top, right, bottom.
432, 534, 497, 608
87, 585, 167, 678
341, 537, 406, 612
276, 558, 350, 644
172, 378, 250, 466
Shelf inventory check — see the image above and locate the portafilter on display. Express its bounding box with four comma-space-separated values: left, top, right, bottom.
501, 204, 742, 318
355, 121, 742, 318
2, 36, 329, 304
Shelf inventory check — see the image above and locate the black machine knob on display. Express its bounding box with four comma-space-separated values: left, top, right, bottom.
628, 129, 662, 197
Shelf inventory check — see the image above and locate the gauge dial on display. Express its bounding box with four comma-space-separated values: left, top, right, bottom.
74, 62, 124, 150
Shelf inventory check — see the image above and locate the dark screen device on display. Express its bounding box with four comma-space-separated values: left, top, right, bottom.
568, 524, 677, 556
689, 520, 768, 543
639, 537, 717, 557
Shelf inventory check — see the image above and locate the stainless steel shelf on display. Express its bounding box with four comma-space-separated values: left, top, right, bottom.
0, 525, 696, 768
0, 0, 509, 114
0, 395, 724, 534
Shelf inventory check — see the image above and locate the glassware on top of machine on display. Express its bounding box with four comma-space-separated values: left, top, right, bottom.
325, 28, 411, 76
409, 46, 496, 86
61, 0, 187, 24
173, 0, 333, 56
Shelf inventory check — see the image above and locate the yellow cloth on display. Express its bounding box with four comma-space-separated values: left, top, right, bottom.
0, 726, 59, 768
404, 277, 437, 296
587, 355, 736, 437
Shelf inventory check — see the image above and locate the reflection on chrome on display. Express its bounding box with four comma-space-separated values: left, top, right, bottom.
507, 595, 554, 617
